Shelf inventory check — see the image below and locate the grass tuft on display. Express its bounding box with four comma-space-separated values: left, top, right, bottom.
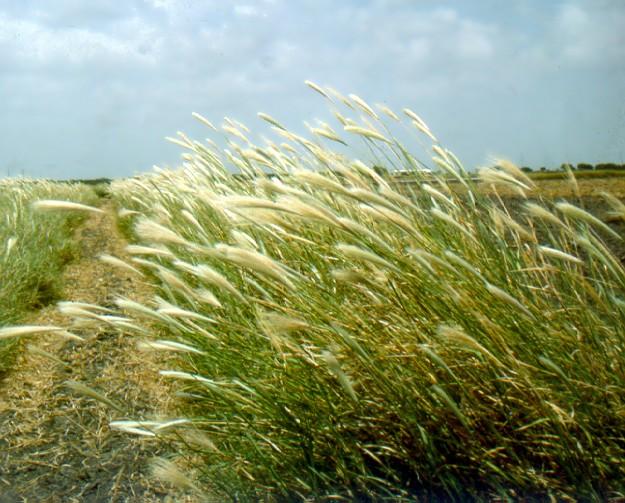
0, 180, 98, 374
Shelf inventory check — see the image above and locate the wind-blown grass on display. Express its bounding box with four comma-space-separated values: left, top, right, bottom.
69, 86, 625, 500
0, 179, 97, 373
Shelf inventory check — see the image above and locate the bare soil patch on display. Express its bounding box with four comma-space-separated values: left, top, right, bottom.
0, 202, 192, 502
494, 178, 625, 263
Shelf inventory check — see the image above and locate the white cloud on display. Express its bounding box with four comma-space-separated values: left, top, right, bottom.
0, 0, 622, 179
149, 0, 173, 9
234, 5, 260, 17
406, 38, 430, 62
431, 7, 458, 24
558, 3, 588, 33
554, 2, 625, 65
0, 12, 158, 67
456, 21, 494, 59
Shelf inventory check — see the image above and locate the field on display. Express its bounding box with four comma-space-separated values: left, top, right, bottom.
0, 180, 98, 373
1, 90, 625, 501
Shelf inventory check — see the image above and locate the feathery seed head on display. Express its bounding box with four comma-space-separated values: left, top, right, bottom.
5, 236, 16, 255
376, 103, 399, 121
336, 243, 400, 273
174, 260, 244, 301
137, 340, 206, 355
485, 283, 534, 319
191, 111, 217, 130
213, 244, 296, 290
99, 254, 143, 276
494, 158, 535, 188
348, 93, 378, 119
151, 458, 199, 492
538, 246, 583, 264
126, 244, 175, 258
556, 201, 622, 240
343, 125, 391, 144
0, 325, 78, 340
259, 311, 309, 335
304, 80, 329, 99
524, 203, 566, 227
32, 200, 104, 213
135, 218, 189, 246
118, 208, 140, 218
322, 350, 358, 402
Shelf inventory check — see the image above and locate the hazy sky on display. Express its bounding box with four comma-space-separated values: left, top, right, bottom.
1, 0, 624, 179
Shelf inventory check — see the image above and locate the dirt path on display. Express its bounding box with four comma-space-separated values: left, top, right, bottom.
0, 201, 190, 502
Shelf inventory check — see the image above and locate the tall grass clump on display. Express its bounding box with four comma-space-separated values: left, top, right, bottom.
97, 85, 625, 500
0, 179, 97, 373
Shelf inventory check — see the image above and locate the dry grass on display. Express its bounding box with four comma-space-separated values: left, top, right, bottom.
37, 87, 625, 500
485, 176, 625, 199
0, 180, 98, 374
0, 202, 197, 501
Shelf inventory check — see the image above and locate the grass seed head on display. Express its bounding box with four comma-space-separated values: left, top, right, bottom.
151, 458, 199, 493
336, 243, 400, 274
0, 325, 75, 340
135, 218, 190, 246
322, 350, 358, 402
213, 244, 296, 290
32, 199, 104, 213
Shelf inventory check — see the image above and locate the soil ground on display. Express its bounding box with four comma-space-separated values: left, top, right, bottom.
396, 176, 625, 261
0, 201, 193, 502
497, 177, 625, 263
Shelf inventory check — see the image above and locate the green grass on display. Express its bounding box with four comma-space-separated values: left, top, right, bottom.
65, 89, 625, 500
0, 179, 98, 374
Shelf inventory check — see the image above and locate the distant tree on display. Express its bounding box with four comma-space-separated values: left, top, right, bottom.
596, 163, 619, 171
560, 163, 573, 171
577, 163, 593, 171
520, 166, 532, 173
540, 167, 547, 172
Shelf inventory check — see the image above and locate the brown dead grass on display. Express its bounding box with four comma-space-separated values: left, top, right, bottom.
0, 201, 196, 502
480, 177, 625, 263
483, 176, 625, 199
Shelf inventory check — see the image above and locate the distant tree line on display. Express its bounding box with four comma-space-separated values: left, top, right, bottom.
375, 163, 625, 177
67, 177, 112, 185
520, 163, 625, 173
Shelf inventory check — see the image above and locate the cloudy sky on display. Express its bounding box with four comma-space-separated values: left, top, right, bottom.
1, 0, 623, 179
